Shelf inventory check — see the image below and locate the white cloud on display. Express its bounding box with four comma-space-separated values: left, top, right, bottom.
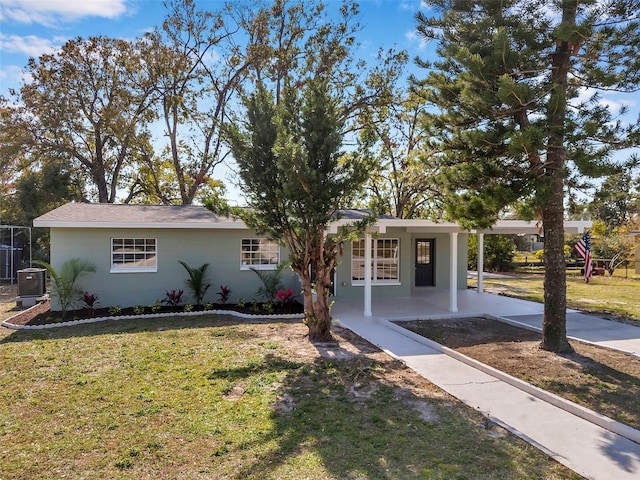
574, 87, 635, 113
0, 33, 58, 57
405, 29, 427, 50
0, 0, 128, 26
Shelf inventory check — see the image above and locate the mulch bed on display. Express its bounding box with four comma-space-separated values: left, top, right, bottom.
5, 300, 304, 326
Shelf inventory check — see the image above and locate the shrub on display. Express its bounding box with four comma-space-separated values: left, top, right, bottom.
163, 289, 184, 307
108, 305, 122, 316
133, 305, 145, 315
276, 287, 296, 312
183, 303, 194, 312
150, 300, 162, 313
250, 263, 286, 302
217, 285, 232, 304
79, 292, 100, 316
34, 258, 96, 319
179, 261, 211, 307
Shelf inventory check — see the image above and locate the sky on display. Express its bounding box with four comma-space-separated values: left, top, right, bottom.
0, 0, 638, 204
0, 0, 431, 203
0, 0, 429, 98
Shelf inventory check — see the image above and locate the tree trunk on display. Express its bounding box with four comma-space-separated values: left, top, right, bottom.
296, 262, 333, 342
308, 261, 334, 342
540, 2, 576, 353
540, 173, 572, 352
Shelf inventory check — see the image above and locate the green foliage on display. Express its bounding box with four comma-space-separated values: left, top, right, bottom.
250, 263, 286, 303
358, 89, 443, 219
34, 258, 96, 318
14, 36, 157, 203
415, 0, 640, 352
178, 261, 211, 306
228, 78, 376, 340
468, 235, 515, 272
588, 171, 640, 234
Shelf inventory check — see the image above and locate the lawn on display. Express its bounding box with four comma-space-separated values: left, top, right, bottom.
469, 274, 640, 322
0, 309, 577, 479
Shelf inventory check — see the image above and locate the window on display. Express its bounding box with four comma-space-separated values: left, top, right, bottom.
241, 238, 280, 269
351, 238, 399, 284
111, 238, 157, 272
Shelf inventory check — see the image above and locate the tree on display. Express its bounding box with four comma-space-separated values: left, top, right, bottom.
468, 234, 515, 272
415, 0, 640, 352
589, 171, 640, 232
14, 36, 158, 203
140, 0, 253, 205
359, 89, 444, 219
229, 80, 371, 341
226, 0, 406, 342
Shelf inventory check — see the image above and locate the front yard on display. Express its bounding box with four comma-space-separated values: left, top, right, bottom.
0, 292, 577, 479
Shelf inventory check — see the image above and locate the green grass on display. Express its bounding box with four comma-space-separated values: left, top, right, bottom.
0, 314, 577, 479
470, 274, 640, 321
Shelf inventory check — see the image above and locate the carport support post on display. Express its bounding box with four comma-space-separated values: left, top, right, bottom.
477, 232, 484, 294
364, 232, 372, 317
449, 232, 458, 312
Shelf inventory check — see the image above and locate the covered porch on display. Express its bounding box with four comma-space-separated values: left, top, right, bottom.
329, 218, 591, 319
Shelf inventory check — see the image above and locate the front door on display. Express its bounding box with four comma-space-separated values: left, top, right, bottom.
415, 239, 435, 287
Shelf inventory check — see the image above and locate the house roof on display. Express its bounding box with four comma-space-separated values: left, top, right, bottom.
33, 202, 592, 235
33, 202, 245, 229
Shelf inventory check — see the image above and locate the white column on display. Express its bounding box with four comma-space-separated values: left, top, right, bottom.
477, 232, 484, 294
364, 232, 372, 317
449, 232, 458, 312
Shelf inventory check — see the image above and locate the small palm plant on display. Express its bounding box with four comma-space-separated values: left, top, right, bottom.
34, 258, 97, 319
250, 262, 286, 303
178, 261, 211, 307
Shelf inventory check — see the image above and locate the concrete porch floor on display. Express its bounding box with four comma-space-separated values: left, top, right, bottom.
332, 287, 550, 322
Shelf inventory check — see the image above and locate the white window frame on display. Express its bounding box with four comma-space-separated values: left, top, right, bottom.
240, 238, 280, 270
351, 238, 400, 285
110, 238, 157, 273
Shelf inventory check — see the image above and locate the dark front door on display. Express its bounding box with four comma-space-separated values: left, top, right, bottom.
415, 239, 435, 287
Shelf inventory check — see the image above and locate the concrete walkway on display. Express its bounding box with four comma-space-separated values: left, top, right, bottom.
332, 293, 640, 480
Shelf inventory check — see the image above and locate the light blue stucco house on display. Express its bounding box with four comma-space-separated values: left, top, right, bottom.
33, 202, 591, 315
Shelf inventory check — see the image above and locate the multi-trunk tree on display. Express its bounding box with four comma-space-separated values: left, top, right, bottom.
140, 0, 253, 205
358, 89, 444, 219
15, 36, 158, 203
227, 0, 406, 341
415, 0, 640, 352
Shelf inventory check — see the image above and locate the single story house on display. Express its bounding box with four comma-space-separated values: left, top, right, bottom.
33, 202, 591, 316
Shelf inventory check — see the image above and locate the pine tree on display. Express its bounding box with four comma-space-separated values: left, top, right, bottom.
415, 0, 640, 352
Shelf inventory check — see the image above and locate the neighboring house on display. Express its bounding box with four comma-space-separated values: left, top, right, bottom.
33, 202, 591, 315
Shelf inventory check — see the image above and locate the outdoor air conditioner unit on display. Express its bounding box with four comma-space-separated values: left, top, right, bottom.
17, 268, 46, 297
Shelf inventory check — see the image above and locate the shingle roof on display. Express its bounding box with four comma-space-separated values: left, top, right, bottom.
33, 203, 245, 229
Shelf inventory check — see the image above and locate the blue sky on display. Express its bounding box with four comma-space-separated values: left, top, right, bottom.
1, 0, 637, 204
0, 0, 430, 97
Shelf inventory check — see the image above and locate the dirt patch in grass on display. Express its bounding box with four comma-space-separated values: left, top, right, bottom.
399, 317, 640, 430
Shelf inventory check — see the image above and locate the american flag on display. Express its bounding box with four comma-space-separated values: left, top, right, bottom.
574, 232, 593, 283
